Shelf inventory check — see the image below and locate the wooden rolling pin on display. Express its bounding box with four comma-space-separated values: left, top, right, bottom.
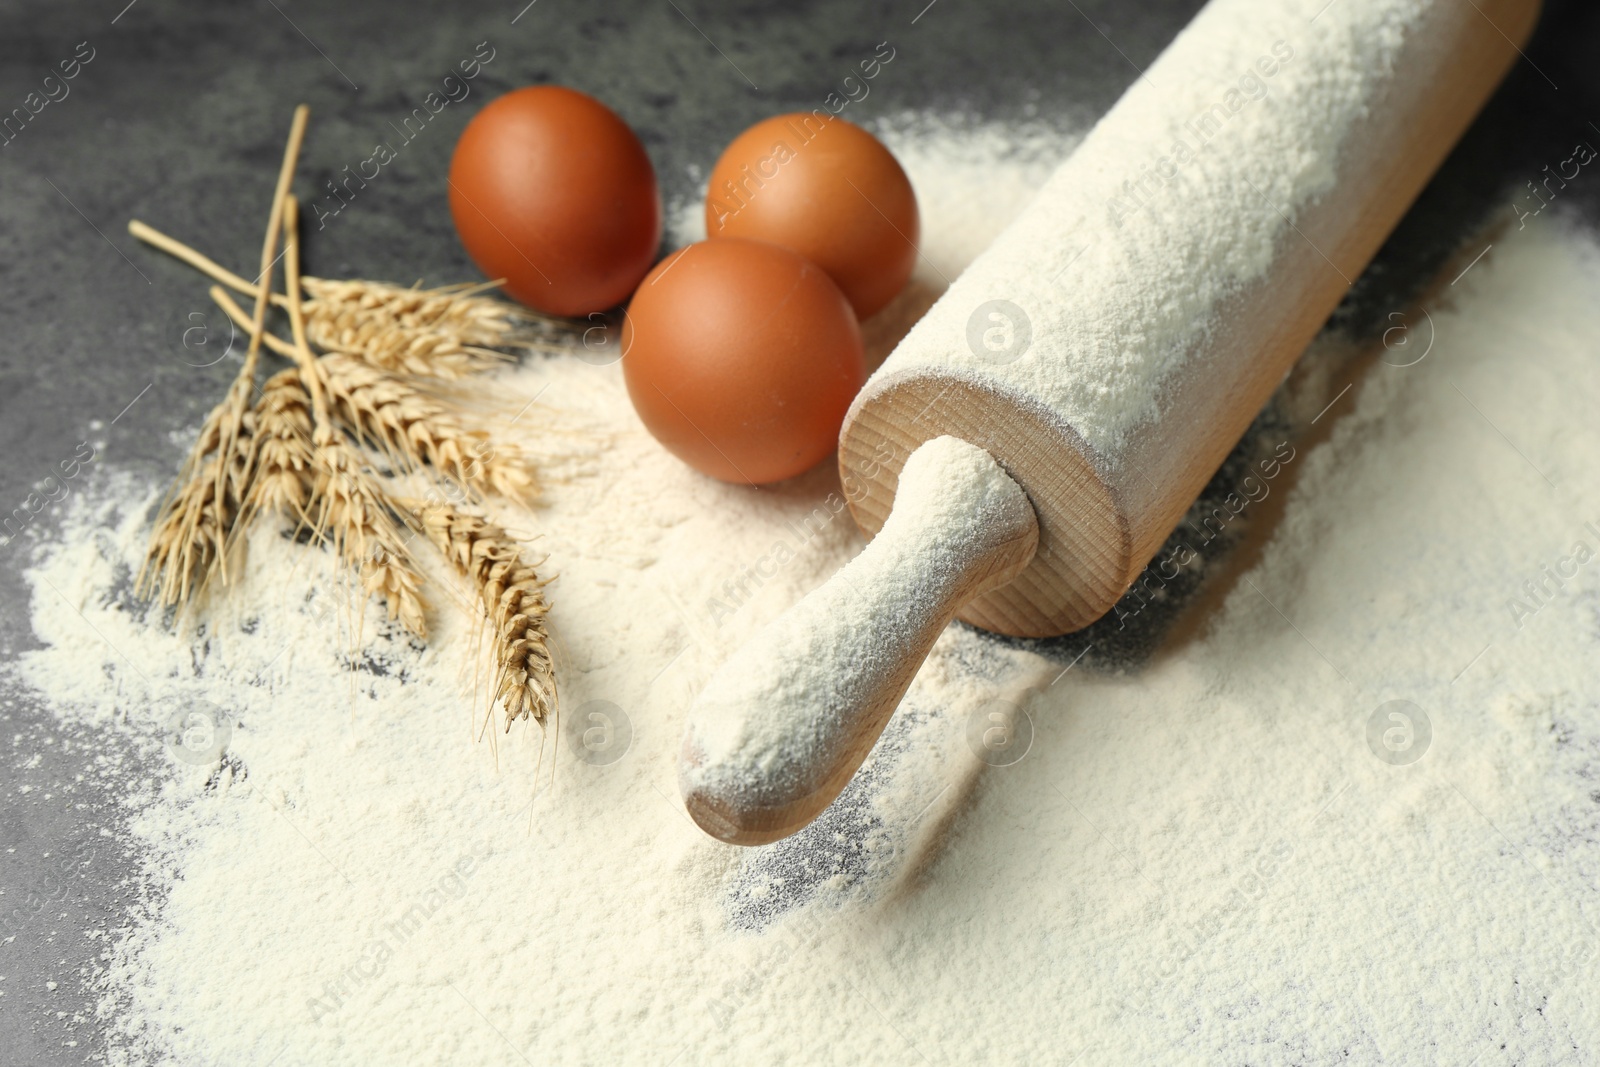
681, 0, 1541, 846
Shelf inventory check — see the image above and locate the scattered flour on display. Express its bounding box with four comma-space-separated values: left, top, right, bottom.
7, 118, 1600, 1067
876, 0, 1427, 458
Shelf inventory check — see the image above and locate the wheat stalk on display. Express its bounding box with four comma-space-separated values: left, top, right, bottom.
139, 106, 309, 608
415, 503, 555, 729
218, 104, 308, 505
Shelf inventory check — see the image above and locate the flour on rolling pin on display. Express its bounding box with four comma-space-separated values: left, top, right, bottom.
877, 0, 1424, 457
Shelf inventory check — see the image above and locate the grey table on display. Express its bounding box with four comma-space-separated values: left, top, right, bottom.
1, 0, 1596, 1061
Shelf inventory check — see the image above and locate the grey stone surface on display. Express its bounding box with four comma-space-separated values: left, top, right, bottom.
0, 0, 1595, 1060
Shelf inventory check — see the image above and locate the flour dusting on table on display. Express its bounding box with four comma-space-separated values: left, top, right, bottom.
8, 120, 1600, 1066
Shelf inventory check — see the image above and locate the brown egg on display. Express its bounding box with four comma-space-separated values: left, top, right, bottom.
621, 238, 866, 485
449, 86, 661, 317
704, 114, 919, 320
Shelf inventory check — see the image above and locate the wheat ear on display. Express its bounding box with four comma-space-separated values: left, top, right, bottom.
245, 367, 315, 522
415, 503, 556, 729
300, 278, 529, 379
308, 429, 428, 638
279, 197, 428, 638
137, 402, 254, 607
208, 285, 539, 506
318, 354, 539, 503
126, 220, 575, 379
139, 105, 309, 608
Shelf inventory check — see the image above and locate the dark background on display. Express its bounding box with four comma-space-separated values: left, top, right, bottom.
1, 0, 1596, 1060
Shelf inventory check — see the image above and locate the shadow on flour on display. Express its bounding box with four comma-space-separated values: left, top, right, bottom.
721, 634, 1032, 933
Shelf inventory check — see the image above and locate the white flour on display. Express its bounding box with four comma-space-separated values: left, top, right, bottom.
875, 0, 1425, 458
9, 122, 1600, 1067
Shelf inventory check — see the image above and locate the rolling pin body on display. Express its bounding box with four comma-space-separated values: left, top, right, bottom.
843, 0, 1541, 636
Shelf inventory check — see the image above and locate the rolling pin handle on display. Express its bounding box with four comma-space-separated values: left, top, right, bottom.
678, 436, 1039, 845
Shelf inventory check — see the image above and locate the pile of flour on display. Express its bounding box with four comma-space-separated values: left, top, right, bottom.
9, 114, 1600, 1065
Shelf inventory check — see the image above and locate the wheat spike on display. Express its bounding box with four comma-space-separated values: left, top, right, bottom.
245, 368, 315, 521
417, 503, 555, 729
140, 281, 264, 608
207, 285, 539, 505
300, 278, 537, 379
317, 352, 538, 503
139, 399, 254, 608
308, 430, 428, 639
211, 371, 261, 510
